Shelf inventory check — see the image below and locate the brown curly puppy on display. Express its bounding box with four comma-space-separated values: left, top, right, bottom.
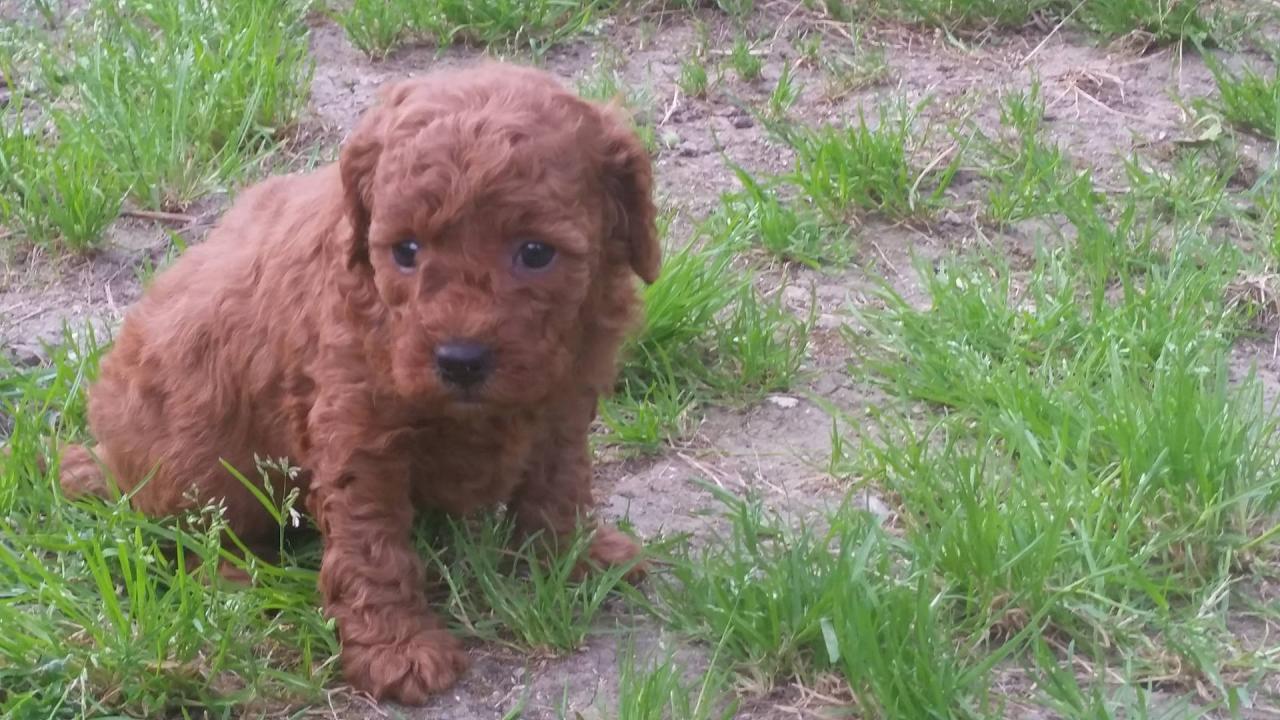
58, 62, 660, 704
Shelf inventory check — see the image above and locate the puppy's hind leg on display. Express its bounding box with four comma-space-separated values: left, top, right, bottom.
58, 444, 288, 586
58, 444, 117, 501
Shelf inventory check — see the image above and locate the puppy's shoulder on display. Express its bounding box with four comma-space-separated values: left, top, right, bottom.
220, 165, 341, 232
140, 166, 342, 303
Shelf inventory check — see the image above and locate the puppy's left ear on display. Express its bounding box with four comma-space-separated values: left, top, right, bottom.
598, 106, 661, 284
339, 80, 414, 270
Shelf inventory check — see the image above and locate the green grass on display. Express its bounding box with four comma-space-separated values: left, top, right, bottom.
980, 80, 1090, 226
1205, 55, 1280, 140
1124, 146, 1235, 229
333, 0, 409, 56
651, 485, 1005, 716
784, 98, 963, 222
422, 516, 642, 654
791, 30, 824, 65
711, 165, 854, 268
599, 371, 697, 452
1076, 0, 1213, 45
765, 61, 802, 120
679, 57, 711, 99
1250, 167, 1280, 266
609, 642, 739, 720
643, 236, 805, 389
0, 0, 312, 250
726, 36, 763, 82
68, 0, 312, 210
603, 228, 812, 452
337, 0, 611, 58
817, 31, 889, 100
820, 51, 890, 100
840, 0, 1218, 44
860, 0, 1055, 31
0, 94, 124, 251
834, 179, 1280, 708
705, 0, 756, 22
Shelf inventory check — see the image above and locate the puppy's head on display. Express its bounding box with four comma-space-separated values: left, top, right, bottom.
339, 63, 659, 410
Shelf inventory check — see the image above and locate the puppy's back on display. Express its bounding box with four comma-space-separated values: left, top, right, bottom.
81, 165, 346, 517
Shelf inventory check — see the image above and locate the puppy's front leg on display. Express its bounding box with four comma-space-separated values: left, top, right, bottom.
309, 449, 467, 704
508, 392, 646, 581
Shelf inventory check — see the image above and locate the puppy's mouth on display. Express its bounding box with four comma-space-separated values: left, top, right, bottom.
438, 383, 496, 413
447, 386, 486, 405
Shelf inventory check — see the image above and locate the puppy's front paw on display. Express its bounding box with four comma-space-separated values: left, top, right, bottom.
583, 524, 647, 583
343, 629, 469, 705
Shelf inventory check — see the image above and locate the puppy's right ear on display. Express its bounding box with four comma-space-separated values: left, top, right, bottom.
597, 103, 661, 285
338, 81, 414, 270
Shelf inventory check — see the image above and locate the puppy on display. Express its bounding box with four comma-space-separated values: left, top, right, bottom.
59, 62, 660, 704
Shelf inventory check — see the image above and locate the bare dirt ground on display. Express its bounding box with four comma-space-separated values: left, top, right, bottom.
3, 4, 1277, 718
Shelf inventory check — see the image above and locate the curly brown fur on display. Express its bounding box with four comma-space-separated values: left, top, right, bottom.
59, 62, 659, 705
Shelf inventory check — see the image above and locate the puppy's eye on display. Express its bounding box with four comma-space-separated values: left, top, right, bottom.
514, 241, 556, 271
392, 239, 419, 269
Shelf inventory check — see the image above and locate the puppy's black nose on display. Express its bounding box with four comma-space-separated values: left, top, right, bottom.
435, 341, 492, 389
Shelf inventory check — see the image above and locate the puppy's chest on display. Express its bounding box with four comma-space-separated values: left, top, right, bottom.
404, 415, 537, 514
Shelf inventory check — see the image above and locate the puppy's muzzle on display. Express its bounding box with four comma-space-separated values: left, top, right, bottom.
435, 341, 493, 389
